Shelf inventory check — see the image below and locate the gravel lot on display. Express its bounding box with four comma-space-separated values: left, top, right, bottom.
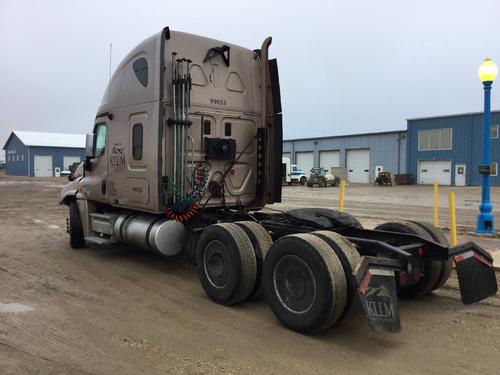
1, 175, 499, 374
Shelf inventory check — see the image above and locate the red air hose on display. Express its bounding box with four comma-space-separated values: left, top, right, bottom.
164, 204, 200, 223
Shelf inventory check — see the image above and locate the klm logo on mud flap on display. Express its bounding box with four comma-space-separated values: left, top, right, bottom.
110, 145, 125, 168
366, 301, 394, 318
365, 284, 394, 318
358, 271, 401, 332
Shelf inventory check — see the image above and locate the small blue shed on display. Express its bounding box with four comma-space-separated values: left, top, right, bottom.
407, 111, 500, 186
2, 130, 85, 177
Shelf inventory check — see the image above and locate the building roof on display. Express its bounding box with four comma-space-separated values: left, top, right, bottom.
284, 129, 406, 143
3, 130, 86, 149
407, 110, 500, 122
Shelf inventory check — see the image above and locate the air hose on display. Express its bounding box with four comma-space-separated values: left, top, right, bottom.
165, 163, 209, 222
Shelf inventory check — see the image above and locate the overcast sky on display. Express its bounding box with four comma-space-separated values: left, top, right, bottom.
1, 0, 500, 153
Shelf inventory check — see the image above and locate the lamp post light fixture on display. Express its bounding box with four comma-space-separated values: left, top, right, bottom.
476, 57, 498, 235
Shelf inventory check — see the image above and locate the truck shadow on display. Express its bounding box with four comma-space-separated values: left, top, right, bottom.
76, 243, 476, 357
81, 243, 196, 280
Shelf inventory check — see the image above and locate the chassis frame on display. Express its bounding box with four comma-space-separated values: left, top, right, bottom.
243, 208, 498, 332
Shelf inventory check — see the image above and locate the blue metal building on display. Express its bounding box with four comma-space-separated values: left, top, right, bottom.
407, 111, 500, 186
283, 130, 407, 184
2, 130, 85, 177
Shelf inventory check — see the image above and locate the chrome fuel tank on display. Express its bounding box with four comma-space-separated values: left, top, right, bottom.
114, 214, 185, 256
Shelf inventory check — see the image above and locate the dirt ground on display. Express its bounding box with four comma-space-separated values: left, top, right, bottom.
1, 175, 500, 374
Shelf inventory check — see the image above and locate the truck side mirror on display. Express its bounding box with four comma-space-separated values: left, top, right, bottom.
84, 133, 95, 171
85, 133, 95, 158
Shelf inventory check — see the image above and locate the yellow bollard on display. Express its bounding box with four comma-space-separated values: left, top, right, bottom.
339, 180, 346, 212
433, 181, 439, 227
448, 191, 457, 246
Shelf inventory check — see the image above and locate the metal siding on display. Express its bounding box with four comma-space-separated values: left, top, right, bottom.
283, 132, 407, 183
408, 111, 500, 186
29, 146, 85, 177
4, 134, 29, 176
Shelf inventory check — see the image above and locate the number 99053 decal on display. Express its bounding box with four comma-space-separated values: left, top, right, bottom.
209, 98, 227, 106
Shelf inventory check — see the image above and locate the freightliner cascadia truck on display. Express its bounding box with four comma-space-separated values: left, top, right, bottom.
61, 28, 497, 334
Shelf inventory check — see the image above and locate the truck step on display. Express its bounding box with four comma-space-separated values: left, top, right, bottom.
85, 235, 115, 247
90, 213, 119, 236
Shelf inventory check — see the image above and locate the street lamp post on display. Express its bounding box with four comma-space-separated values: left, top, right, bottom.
476, 58, 498, 235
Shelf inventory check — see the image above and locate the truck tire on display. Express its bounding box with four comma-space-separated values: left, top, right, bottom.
331, 177, 340, 187
235, 221, 273, 300
374, 221, 441, 298
318, 179, 326, 188
196, 223, 257, 305
300, 176, 307, 185
69, 201, 85, 249
263, 233, 347, 334
306, 180, 314, 187
311, 231, 361, 322
409, 221, 453, 292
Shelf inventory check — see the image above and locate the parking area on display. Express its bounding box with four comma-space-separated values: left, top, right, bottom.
1, 175, 500, 374
278, 183, 500, 229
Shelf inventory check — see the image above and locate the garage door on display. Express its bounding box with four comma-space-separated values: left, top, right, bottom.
34, 155, 53, 177
295, 152, 314, 174
418, 160, 451, 185
63, 156, 82, 170
346, 149, 370, 183
319, 150, 340, 173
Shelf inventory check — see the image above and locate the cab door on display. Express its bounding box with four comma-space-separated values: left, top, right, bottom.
81, 121, 109, 203
105, 105, 158, 211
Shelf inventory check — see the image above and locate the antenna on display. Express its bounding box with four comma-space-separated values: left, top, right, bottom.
107, 43, 112, 105
109, 43, 113, 81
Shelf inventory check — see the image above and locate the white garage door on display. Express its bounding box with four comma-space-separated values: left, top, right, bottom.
34, 155, 53, 177
418, 160, 452, 185
63, 156, 82, 170
347, 149, 370, 183
319, 151, 340, 172
295, 152, 314, 174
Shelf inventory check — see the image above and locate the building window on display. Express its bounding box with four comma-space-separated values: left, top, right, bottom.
132, 123, 143, 160
16, 155, 19, 162
418, 128, 452, 151
491, 124, 499, 139
491, 162, 498, 176
94, 123, 107, 157
21, 154, 24, 161
133, 58, 148, 87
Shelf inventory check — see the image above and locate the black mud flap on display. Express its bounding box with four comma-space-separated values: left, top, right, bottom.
354, 257, 402, 333
449, 242, 498, 304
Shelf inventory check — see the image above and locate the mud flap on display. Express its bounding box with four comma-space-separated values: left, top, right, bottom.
354, 257, 402, 333
450, 242, 498, 304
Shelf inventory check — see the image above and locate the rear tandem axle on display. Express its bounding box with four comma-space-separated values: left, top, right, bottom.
195, 208, 497, 334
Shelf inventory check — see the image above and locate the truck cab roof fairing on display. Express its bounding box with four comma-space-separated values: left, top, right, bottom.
98, 33, 162, 115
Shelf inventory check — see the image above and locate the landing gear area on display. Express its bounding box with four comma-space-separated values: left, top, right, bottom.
195, 208, 498, 334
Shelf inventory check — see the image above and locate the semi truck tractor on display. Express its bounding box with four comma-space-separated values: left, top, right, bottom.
61, 28, 497, 334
